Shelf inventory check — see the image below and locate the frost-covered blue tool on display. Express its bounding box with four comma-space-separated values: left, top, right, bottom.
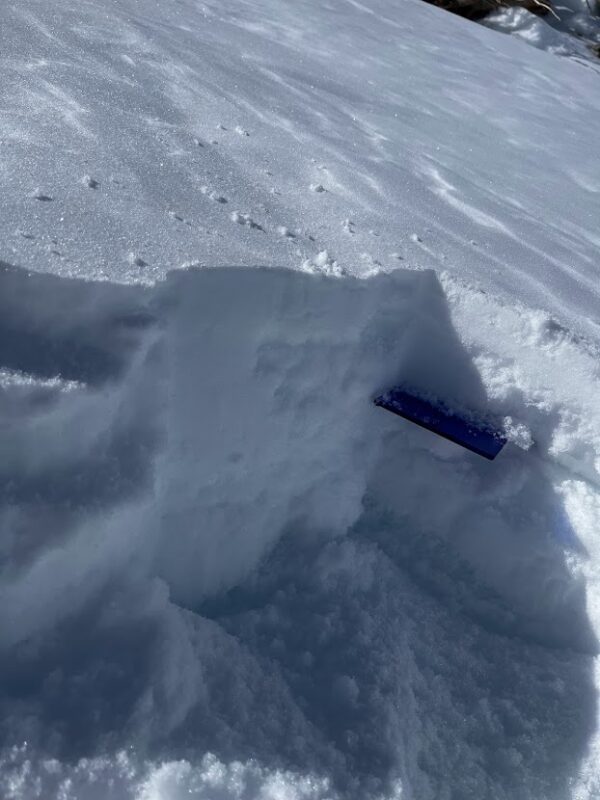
374, 387, 506, 460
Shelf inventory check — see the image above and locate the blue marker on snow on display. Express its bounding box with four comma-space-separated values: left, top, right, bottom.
374, 387, 506, 460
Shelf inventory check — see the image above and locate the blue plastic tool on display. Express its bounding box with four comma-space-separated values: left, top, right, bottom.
374, 387, 506, 460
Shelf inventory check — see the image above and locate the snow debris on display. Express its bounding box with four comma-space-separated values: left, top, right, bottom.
301, 250, 344, 276
0, 748, 335, 800
0, 368, 84, 393
503, 417, 534, 450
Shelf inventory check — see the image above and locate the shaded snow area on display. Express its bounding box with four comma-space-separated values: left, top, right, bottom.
2, 264, 600, 800
2, 0, 600, 799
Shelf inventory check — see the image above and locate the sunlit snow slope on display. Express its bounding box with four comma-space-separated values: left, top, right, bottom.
2, 1, 600, 799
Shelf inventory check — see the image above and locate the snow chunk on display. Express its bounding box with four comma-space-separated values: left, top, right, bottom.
301, 250, 344, 276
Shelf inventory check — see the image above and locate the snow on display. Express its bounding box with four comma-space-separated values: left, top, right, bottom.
3, 0, 600, 335
2, 0, 600, 798
0, 749, 335, 800
484, 0, 600, 65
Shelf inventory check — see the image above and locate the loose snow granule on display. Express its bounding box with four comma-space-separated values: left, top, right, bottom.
503, 417, 534, 450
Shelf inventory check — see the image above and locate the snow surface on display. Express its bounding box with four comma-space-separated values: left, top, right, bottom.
2, 0, 600, 799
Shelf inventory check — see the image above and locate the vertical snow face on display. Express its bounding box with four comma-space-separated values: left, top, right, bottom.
154, 266, 464, 603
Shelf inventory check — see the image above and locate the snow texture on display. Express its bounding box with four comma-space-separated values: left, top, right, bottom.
2, 0, 600, 799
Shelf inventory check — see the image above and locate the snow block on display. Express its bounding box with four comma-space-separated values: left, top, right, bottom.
374, 387, 506, 460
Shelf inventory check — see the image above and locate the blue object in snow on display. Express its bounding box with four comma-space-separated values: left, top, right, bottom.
374, 387, 506, 460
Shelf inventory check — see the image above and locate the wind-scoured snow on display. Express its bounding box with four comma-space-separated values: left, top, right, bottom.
2, 0, 600, 799
2, 0, 600, 335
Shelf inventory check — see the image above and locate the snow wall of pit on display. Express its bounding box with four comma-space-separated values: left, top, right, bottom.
2, 263, 600, 799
